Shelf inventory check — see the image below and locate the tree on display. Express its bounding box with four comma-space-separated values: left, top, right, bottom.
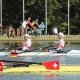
2, 0, 45, 28
2, 0, 23, 28
47, 0, 68, 34
70, 0, 80, 34
2, 0, 80, 34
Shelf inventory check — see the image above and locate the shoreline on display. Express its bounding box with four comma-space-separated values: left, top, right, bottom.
0, 35, 80, 42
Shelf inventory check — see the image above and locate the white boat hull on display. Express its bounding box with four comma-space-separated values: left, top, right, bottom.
17, 52, 80, 57
0, 50, 80, 57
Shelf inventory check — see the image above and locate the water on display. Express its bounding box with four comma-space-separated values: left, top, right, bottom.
0, 73, 80, 80
0, 41, 80, 80
1, 41, 80, 50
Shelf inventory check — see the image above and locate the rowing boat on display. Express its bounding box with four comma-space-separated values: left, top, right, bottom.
0, 49, 80, 57
10, 50, 80, 58
0, 49, 80, 68
3, 64, 80, 74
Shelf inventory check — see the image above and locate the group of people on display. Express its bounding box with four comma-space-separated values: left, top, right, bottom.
16, 32, 65, 52
8, 17, 46, 37
22, 17, 46, 35
8, 25, 25, 37
22, 17, 38, 32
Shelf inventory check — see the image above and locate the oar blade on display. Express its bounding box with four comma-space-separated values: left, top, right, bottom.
42, 61, 59, 70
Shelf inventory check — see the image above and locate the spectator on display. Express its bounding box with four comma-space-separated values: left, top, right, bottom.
38, 22, 46, 35
33, 19, 39, 29
12, 28, 16, 37
8, 24, 15, 37
22, 17, 33, 34
53, 27, 58, 34
20, 26, 25, 36
16, 27, 21, 37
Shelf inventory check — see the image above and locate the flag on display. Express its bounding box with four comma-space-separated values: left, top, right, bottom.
0, 63, 3, 71
42, 61, 59, 70
0, 62, 5, 66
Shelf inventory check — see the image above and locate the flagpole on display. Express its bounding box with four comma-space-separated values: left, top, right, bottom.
23, 0, 25, 22
68, 0, 70, 35
1, 0, 2, 24
45, 0, 47, 34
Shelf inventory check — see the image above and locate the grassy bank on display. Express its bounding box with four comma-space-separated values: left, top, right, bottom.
0, 35, 80, 42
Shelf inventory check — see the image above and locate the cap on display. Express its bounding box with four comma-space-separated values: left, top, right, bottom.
58, 32, 64, 37
24, 34, 30, 38
28, 17, 31, 20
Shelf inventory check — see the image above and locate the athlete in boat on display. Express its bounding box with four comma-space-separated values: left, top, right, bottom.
10, 34, 32, 53
22, 34, 32, 51
43, 32, 65, 52
53, 32, 65, 52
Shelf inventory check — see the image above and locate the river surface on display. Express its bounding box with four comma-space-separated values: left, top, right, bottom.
0, 73, 80, 80
0, 41, 80, 80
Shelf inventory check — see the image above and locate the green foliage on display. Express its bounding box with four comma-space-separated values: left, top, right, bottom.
47, 0, 68, 33
2, 0, 80, 34
70, 0, 80, 34
70, 0, 80, 6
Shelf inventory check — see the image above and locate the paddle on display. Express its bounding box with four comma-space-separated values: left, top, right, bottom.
21, 45, 53, 52
10, 45, 53, 57
0, 60, 41, 65
0, 47, 10, 51
0, 60, 59, 70
0, 45, 52, 53
0, 45, 19, 51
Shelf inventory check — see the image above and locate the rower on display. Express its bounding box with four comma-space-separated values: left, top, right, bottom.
43, 32, 65, 52
53, 32, 65, 52
13, 34, 32, 53
22, 34, 32, 51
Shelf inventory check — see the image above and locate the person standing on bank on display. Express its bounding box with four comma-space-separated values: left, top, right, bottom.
53, 27, 58, 35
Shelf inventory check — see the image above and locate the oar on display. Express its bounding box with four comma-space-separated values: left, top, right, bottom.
11, 45, 53, 55
0, 60, 41, 65
0, 45, 52, 52
21, 45, 53, 52
0, 45, 19, 51
0, 60, 59, 70
10, 45, 53, 57
0, 47, 10, 51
